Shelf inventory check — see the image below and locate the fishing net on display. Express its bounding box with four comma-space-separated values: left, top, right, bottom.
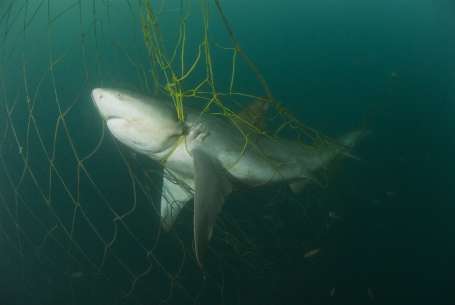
0, 1, 334, 304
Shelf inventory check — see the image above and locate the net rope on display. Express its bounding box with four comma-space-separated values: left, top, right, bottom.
0, 1, 330, 304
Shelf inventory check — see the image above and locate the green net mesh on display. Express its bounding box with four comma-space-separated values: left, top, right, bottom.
0, 1, 334, 304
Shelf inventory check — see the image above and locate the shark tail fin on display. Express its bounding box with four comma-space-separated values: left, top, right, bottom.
339, 129, 370, 148
291, 129, 370, 193
338, 129, 371, 161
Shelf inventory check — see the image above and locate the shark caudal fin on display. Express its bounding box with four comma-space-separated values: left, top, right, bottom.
337, 129, 370, 161
289, 129, 369, 194
339, 129, 370, 148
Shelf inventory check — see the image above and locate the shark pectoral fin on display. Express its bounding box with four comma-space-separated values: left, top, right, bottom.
160, 173, 193, 231
192, 149, 232, 268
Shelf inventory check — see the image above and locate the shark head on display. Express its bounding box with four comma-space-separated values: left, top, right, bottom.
91, 88, 184, 158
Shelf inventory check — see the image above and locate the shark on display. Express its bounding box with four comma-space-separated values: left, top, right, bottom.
91, 88, 364, 267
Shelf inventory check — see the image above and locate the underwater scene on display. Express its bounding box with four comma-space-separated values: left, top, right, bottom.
0, 0, 454, 305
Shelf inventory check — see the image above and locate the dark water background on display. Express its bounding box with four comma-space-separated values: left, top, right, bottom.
0, 0, 454, 304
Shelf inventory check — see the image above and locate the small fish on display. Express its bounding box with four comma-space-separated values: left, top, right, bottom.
372, 199, 381, 205
330, 287, 336, 296
304, 248, 320, 258
329, 211, 342, 220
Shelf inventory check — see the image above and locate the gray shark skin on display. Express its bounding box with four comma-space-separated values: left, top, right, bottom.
91, 88, 364, 268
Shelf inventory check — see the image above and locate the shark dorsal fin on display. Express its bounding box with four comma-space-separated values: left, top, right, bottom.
192, 149, 232, 268
235, 97, 269, 131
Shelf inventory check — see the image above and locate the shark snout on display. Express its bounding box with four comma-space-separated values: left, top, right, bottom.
91, 88, 112, 118
91, 88, 103, 104
91, 88, 107, 118
91, 88, 125, 121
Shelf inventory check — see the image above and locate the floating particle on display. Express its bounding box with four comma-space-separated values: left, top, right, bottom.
329, 211, 342, 220
304, 248, 320, 258
367, 288, 375, 300
71, 271, 84, 278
